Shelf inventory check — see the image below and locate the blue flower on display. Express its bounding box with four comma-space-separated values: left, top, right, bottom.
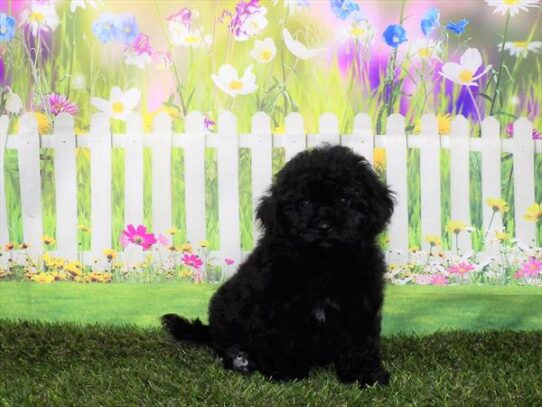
92, 12, 118, 43
330, 0, 362, 21
421, 8, 440, 37
114, 14, 140, 45
446, 18, 469, 35
383, 24, 407, 48
0, 13, 16, 42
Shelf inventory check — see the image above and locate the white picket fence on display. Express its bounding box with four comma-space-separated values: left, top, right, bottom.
0, 112, 540, 269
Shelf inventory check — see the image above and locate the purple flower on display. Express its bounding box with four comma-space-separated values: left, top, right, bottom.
167, 8, 194, 28
114, 14, 139, 45
182, 253, 203, 270
383, 24, 407, 48
204, 116, 215, 129
92, 12, 118, 43
224, 258, 235, 265
0, 13, 16, 42
229, 0, 264, 39
505, 122, 542, 139
446, 18, 468, 35
48, 93, 78, 116
421, 8, 440, 37
130, 33, 152, 55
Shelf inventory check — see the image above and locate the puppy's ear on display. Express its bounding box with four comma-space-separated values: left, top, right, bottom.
359, 159, 396, 235
255, 192, 276, 232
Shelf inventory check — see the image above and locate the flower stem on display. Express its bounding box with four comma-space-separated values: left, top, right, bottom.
489, 14, 510, 116
466, 85, 482, 123
153, 0, 187, 117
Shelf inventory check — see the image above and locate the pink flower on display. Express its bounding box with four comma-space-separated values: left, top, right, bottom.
447, 262, 475, 276
156, 233, 170, 247
224, 257, 235, 265
415, 274, 432, 285
505, 122, 542, 140
204, 116, 215, 129
182, 253, 203, 270
229, 0, 264, 39
48, 93, 78, 116
514, 257, 542, 279
120, 224, 157, 250
167, 8, 193, 27
430, 274, 449, 286
130, 33, 153, 55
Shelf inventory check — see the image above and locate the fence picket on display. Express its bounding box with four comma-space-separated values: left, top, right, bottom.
345, 113, 374, 166
17, 113, 43, 259
512, 118, 536, 246
308, 113, 340, 147
251, 112, 273, 244
54, 114, 78, 260
89, 113, 112, 268
450, 116, 471, 253
419, 114, 442, 251
481, 117, 502, 256
184, 112, 207, 245
217, 111, 241, 266
385, 114, 409, 263
125, 113, 144, 227
0, 115, 9, 252
283, 113, 306, 162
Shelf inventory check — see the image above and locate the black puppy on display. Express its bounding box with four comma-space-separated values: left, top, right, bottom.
162, 144, 395, 387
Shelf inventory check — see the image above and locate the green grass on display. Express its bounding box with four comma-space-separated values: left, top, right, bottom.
1, 320, 541, 405
1, 282, 541, 334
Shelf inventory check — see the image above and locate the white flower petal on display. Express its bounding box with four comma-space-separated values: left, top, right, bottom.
91, 97, 112, 114
122, 88, 141, 110
460, 48, 482, 72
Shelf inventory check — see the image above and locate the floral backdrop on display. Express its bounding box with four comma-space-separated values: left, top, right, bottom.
0, 0, 541, 286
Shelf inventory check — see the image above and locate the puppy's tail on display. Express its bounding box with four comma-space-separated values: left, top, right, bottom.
161, 313, 211, 345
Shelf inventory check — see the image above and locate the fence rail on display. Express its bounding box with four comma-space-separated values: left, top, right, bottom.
0, 112, 540, 269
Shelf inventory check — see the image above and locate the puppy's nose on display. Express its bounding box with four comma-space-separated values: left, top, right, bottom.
318, 221, 331, 233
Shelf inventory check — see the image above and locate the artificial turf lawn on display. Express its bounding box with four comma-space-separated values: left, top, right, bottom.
1, 320, 541, 406
1, 282, 542, 334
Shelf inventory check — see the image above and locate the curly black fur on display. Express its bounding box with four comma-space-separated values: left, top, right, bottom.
162, 144, 395, 387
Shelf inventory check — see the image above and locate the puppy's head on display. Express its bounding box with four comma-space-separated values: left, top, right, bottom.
257, 145, 395, 249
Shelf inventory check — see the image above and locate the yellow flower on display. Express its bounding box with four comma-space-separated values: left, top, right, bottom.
78, 224, 91, 233
179, 243, 193, 253
42, 235, 56, 246
75, 127, 87, 136
103, 248, 117, 261
65, 261, 83, 276
166, 228, 178, 236
486, 198, 509, 214
446, 220, 468, 235
495, 231, 511, 243
199, 240, 209, 248
32, 273, 54, 284
414, 114, 452, 135
34, 112, 52, 135
19, 243, 30, 250
0, 268, 11, 279
425, 235, 442, 247
524, 203, 542, 222
179, 268, 194, 279
373, 148, 386, 171
273, 125, 285, 135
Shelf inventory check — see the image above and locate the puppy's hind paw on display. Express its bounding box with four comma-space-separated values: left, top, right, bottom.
223, 348, 254, 375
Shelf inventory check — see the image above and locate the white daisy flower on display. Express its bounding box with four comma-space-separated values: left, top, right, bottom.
249, 38, 277, 63
91, 87, 141, 121
282, 28, 326, 60
408, 38, 442, 61
169, 22, 211, 48
440, 48, 492, 87
70, 0, 103, 13
336, 20, 375, 45
19, 0, 60, 36
236, 8, 268, 42
211, 65, 258, 97
503, 40, 542, 57
484, 0, 539, 16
